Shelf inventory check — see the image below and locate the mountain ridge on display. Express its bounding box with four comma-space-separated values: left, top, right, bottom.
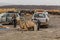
0, 5, 60, 10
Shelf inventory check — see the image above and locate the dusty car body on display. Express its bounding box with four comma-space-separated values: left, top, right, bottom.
0, 13, 20, 24
32, 11, 49, 26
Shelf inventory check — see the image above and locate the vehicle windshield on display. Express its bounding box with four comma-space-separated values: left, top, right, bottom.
6, 13, 18, 17
34, 13, 45, 18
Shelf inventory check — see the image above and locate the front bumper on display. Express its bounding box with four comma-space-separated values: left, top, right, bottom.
40, 22, 48, 25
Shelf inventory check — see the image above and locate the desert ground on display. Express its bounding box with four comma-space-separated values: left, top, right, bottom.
0, 14, 60, 40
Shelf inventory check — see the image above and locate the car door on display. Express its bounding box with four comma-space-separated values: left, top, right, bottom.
6, 13, 12, 22
1, 14, 7, 22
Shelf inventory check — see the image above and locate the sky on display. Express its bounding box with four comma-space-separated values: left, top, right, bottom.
0, 0, 60, 6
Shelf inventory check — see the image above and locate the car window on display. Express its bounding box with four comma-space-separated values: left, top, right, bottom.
2, 14, 6, 17
6, 13, 18, 17
34, 14, 45, 18
34, 14, 39, 17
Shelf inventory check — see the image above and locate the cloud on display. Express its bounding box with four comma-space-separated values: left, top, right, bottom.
0, 0, 60, 5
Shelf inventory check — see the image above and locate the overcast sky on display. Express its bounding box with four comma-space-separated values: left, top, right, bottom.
0, 0, 60, 5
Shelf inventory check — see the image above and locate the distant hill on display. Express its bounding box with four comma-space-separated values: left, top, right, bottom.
0, 5, 60, 10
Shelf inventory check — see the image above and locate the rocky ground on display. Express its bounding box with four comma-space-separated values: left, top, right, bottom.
0, 14, 60, 40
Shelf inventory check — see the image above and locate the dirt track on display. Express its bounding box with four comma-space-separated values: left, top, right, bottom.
0, 14, 60, 40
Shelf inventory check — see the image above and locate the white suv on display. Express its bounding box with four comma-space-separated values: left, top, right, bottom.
0, 13, 20, 24
32, 12, 49, 26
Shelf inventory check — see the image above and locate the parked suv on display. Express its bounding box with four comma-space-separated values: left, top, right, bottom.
32, 11, 49, 27
0, 13, 20, 24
